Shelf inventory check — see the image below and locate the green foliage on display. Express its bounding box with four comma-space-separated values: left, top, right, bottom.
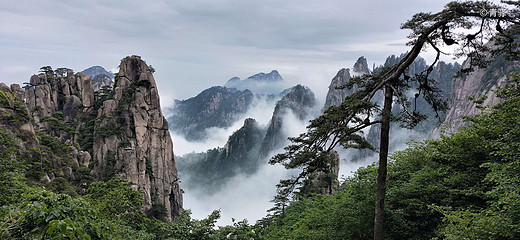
96, 123, 124, 138
79, 118, 95, 152
0, 129, 26, 206
146, 203, 167, 221
159, 210, 221, 240
260, 73, 520, 239
86, 175, 143, 217
0, 89, 32, 127
1, 189, 107, 239
136, 79, 152, 88
259, 166, 376, 239
41, 111, 77, 135
46, 177, 78, 197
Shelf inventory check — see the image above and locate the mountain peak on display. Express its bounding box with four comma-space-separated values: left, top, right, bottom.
353, 56, 370, 74
246, 70, 283, 82
82, 65, 114, 80
223, 70, 287, 94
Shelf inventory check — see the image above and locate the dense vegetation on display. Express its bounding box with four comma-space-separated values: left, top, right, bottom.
255, 73, 520, 239
2, 72, 519, 239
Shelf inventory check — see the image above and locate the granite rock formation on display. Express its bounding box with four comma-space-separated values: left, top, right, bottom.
8, 56, 182, 220
301, 150, 340, 196
436, 54, 520, 136
92, 56, 182, 219
259, 84, 317, 159
324, 54, 460, 160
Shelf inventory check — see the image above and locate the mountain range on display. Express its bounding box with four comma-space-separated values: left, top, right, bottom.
1, 45, 516, 228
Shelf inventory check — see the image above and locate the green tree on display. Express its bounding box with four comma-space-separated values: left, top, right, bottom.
86, 175, 143, 217
259, 72, 520, 239
270, 1, 520, 239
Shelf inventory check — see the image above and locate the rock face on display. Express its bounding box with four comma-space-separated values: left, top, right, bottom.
361, 55, 459, 156
353, 56, 370, 75
224, 70, 287, 94
168, 86, 254, 141
259, 84, 317, 159
91, 74, 113, 91
0, 84, 39, 150
246, 70, 283, 82
25, 69, 94, 153
176, 117, 265, 193
301, 150, 340, 196
82, 66, 114, 91
324, 68, 354, 109
224, 118, 265, 167
177, 85, 318, 193
323, 56, 371, 109
17, 56, 182, 220
437, 54, 520, 136
92, 56, 182, 219
324, 54, 460, 160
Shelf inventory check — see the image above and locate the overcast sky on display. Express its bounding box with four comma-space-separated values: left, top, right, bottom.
1, 0, 491, 106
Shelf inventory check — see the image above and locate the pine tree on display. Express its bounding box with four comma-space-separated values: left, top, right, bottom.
269, 1, 520, 239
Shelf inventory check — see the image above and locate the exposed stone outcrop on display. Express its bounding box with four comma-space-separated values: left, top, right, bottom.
16, 56, 182, 220
0, 83, 39, 149
92, 56, 182, 219
259, 84, 316, 159
324, 54, 460, 160
353, 56, 370, 75
91, 74, 113, 91
82, 66, 114, 79
176, 117, 265, 193
224, 118, 265, 165
301, 150, 340, 196
435, 55, 520, 136
324, 68, 354, 109
82, 66, 114, 91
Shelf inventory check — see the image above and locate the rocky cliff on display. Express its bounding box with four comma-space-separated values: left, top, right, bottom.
176, 117, 265, 193
92, 56, 182, 219
259, 84, 317, 159
168, 86, 254, 141
323, 68, 354, 109
437, 54, 520, 136
352, 56, 370, 75
300, 150, 340, 196
8, 56, 182, 220
82, 66, 114, 80
176, 84, 318, 193
324, 54, 460, 160
324, 56, 370, 109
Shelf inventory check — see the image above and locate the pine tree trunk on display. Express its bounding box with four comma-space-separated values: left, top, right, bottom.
373, 85, 393, 240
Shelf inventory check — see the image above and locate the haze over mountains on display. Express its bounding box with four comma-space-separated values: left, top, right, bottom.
35, 50, 513, 226
162, 52, 470, 224
0, 48, 517, 228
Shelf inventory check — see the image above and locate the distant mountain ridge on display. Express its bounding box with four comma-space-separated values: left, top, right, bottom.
168, 86, 254, 141
82, 66, 114, 79
224, 70, 287, 94
81, 66, 114, 91
176, 84, 318, 192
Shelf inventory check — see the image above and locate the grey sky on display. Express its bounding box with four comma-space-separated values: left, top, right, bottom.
1, 0, 479, 106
